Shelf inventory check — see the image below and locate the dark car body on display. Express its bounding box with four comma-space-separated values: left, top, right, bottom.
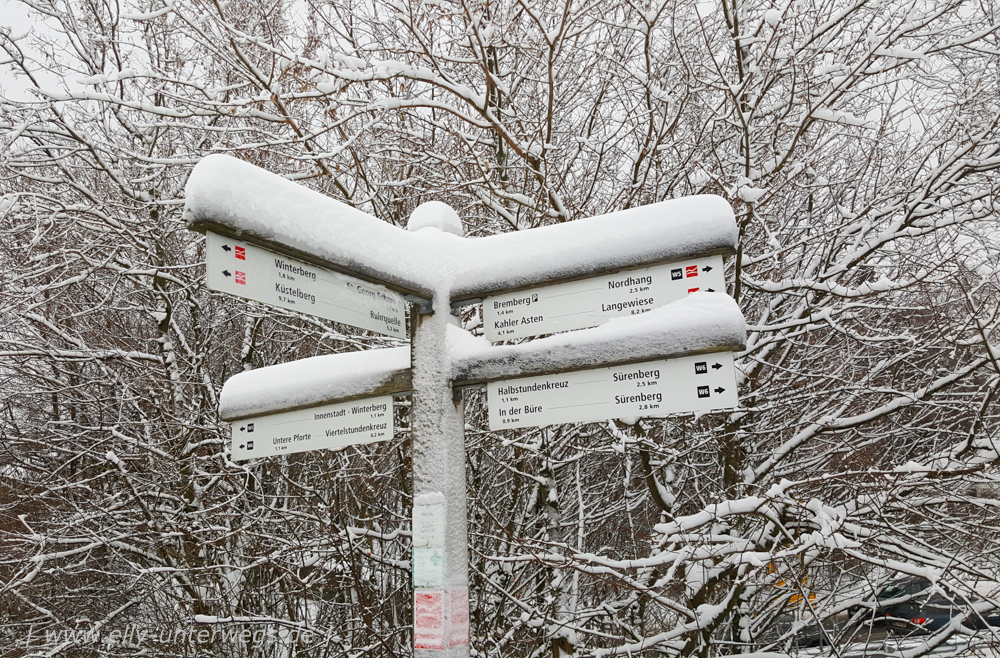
766, 613, 832, 648
858, 577, 1000, 634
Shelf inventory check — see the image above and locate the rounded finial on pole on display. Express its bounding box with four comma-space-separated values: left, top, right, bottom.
407, 201, 464, 237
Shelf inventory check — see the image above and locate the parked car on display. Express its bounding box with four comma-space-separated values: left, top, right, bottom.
852, 576, 1000, 633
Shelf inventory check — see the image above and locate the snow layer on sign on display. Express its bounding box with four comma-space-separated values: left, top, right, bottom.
184, 155, 436, 298
185, 155, 737, 301
448, 197, 736, 300
218, 347, 410, 420
449, 293, 746, 385
217, 295, 746, 417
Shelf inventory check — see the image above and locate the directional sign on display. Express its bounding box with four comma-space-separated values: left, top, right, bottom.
487, 352, 738, 430
230, 395, 392, 461
206, 232, 406, 337
483, 256, 725, 341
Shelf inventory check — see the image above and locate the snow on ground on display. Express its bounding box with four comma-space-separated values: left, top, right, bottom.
795, 629, 1000, 658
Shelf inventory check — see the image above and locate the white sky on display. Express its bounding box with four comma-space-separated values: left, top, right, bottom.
1, 0, 63, 101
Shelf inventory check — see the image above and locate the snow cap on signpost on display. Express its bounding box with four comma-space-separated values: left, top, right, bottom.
408, 201, 464, 237
184, 155, 739, 304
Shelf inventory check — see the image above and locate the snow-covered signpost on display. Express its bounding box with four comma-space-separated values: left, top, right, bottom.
184, 155, 745, 657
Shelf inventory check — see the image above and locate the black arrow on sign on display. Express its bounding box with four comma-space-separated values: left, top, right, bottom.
712, 363, 723, 370
222, 270, 232, 277
239, 444, 245, 450
239, 426, 245, 432
221, 244, 232, 252
702, 265, 713, 272
706, 288, 716, 292
714, 387, 726, 394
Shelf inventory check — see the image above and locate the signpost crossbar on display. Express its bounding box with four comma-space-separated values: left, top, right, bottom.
219, 295, 744, 423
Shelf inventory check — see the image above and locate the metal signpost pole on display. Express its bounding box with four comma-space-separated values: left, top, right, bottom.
410, 298, 470, 656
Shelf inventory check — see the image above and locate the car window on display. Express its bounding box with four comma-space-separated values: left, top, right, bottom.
878, 584, 908, 600
878, 579, 931, 600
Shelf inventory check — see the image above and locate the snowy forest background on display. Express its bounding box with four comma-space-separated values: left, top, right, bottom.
2, 0, 1000, 656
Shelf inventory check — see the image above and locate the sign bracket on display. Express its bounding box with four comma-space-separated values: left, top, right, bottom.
450, 299, 481, 315
406, 294, 434, 315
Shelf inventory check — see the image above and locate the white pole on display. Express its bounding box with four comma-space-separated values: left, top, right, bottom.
409, 204, 470, 658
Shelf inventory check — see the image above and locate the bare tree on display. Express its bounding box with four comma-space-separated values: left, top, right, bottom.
2, 0, 1000, 656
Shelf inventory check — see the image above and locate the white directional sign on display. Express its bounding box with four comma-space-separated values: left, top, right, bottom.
206, 231, 406, 337
482, 255, 726, 341
230, 396, 392, 461
487, 352, 738, 430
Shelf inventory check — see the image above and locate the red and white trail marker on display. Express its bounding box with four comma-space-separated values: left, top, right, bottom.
414, 592, 446, 650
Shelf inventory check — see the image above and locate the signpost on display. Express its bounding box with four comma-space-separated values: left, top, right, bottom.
482, 255, 726, 341
185, 154, 746, 658
206, 231, 406, 337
